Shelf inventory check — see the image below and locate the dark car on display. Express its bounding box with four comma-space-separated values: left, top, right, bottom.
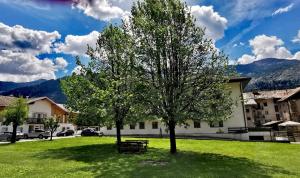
56, 130, 75, 137
81, 128, 103, 136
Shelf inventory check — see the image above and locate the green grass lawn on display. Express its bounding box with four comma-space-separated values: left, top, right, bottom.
0, 137, 299, 178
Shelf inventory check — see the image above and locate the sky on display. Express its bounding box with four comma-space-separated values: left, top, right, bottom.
0, 0, 300, 82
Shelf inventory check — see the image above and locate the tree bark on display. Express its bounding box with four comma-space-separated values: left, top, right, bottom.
11, 123, 18, 144
115, 120, 122, 153
169, 119, 177, 154
50, 131, 53, 141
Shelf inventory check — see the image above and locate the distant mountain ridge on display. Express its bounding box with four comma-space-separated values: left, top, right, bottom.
236, 58, 300, 91
1, 79, 66, 104
1, 58, 300, 103
0, 79, 46, 94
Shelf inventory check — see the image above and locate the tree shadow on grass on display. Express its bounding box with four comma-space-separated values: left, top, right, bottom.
37, 144, 294, 178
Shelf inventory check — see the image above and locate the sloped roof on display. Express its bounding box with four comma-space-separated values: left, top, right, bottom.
278, 87, 300, 102
0, 95, 17, 107
0, 96, 68, 113
244, 98, 257, 105
244, 89, 293, 100
278, 121, 300, 127
27, 97, 69, 112
229, 77, 251, 89
263, 120, 283, 126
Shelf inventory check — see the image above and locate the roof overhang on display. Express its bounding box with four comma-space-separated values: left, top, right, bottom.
27, 97, 69, 113
229, 77, 251, 89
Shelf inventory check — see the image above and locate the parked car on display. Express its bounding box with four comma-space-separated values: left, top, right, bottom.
81, 128, 104, 136
24, 129, 50, 139
56, 130, 75, 137
0, 132, 24, 142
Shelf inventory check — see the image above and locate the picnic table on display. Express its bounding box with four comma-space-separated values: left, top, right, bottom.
119, 140, 149, 153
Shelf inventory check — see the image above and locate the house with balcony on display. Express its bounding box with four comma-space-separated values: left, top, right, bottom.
0, 96, 74, 134
244, 87, 300, 127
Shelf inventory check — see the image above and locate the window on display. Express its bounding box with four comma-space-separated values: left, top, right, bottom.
130, 124, 136, 130
275, 105, 279, 112
257, 103, 260, 108
152, 122, 158, 129
139, 122, 145, 129
107, 125, 112, 130
34, 113, 47, 118
247, 117, 251, 121
210, 121, 223, 128
246, 109, 250, 113
265, 111, 268, 115
194, 121, 201, 128
264, 102, 268, 107
276, 114, 280, 121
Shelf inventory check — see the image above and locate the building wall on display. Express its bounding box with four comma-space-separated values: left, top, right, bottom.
245, 105, 256, 127
28, 100, 52, 118
246, 98, 281, 126
278, 102, 290, 121
51, 105, 68, 123
100, 82, 248, 140
0, 99, 70, 134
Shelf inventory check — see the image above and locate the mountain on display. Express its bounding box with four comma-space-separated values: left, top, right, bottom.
2, 79, 66, 104
1, 58, 300, 103
0, 79, 46, 94
236, 58, 300, 91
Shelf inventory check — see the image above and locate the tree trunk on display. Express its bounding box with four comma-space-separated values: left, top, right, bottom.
169, 119, 177, 154
11, 123, 18, 144
50, 131, 53, 141
115, 120, 122, 153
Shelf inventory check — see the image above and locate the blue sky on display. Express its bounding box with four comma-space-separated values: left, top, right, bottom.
0, 0, 300, 82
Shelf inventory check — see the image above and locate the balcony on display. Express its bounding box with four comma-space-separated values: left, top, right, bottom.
26, 118, 45, 124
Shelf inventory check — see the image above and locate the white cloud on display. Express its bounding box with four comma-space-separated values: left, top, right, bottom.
55, 57, 68, 69
73, 0, 130, 21
191, 5, 227, 41
0, 22, 68, 82
0, 50, 68, 82
238, 35, 300, 64
233, 42, 245, 47
73, 1, 227, 42
55, 31, 99, 56
295, 52, 300, 59
238, 54, 256, 64
292, 30, 300, 43
272, 3, 294, 16
0, 22, 60, 55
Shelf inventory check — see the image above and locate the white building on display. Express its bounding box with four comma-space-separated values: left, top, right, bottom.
100, 77, 251, 140
0, 96, 74, 134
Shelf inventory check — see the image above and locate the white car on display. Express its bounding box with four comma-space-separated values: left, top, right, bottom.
24, 130, 50, 139
0, 132, 24, 142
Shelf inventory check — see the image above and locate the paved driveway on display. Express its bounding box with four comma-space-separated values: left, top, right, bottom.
0, 135, 79, 144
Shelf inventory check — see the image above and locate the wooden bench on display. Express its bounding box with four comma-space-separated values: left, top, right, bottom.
119, 140, 149, 153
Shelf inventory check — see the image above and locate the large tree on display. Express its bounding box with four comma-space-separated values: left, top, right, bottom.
130, 0, 234, 153
1, 98, 28, 143
62, 24, 139, 150
61, 74, 107, 128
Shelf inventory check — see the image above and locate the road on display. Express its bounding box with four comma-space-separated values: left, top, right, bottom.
0, 135, 79, 144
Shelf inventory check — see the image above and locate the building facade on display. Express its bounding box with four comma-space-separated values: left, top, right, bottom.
244, 87, 300, 127
100, 77, 251, 140
0, 96, 74, 134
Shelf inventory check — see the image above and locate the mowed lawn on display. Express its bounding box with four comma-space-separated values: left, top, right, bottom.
0, 137, 299, 178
